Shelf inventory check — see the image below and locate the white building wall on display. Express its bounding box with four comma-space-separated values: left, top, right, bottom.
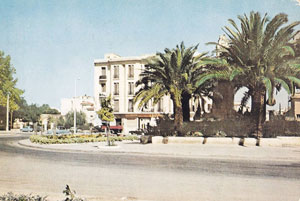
60, 96, 99, 125
94, 54, 173, 134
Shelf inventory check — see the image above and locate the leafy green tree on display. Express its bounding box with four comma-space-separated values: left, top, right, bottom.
40, 104, 60, 114
97, 95, 114, 145
14, 99, 60, 123
0, 51, 23, 128
207, 12, 300, 137
0, 51, 23, 108
97, 95, 114, 122
56, 116, 65, 127
64, 111, 86, 128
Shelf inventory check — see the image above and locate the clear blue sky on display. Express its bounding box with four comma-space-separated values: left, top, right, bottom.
0, 0, 300, 110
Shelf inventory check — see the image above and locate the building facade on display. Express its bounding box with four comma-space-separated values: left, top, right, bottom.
60, 95, 99, 125
94, 53, 173, 133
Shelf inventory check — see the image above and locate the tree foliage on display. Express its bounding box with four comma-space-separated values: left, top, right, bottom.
64, 111, 86, 128
14, 98, 60, 123
134, 42, 222, 129
208, 11, 300, 137
0, 51, 23, 111
97, 95, 114, 122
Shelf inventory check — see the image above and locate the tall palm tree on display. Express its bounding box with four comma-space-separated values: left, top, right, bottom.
134, 42, 216, 131
207, 11, 300, 137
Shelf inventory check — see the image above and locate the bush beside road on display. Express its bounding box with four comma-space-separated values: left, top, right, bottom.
29, 134, 139, 144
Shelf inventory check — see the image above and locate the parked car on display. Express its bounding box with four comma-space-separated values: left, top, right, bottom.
47, 128, 70, 134
129, 129, 144, 135
21, 126, 33, 132
69, 127, 83, 133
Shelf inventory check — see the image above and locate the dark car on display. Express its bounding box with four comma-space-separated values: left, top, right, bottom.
91, 126, 105, 133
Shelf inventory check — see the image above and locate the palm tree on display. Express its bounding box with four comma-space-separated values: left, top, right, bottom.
207, 11, 300, 137
134, 42, 216, 132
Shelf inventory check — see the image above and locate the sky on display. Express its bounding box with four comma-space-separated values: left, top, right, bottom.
0, 0, 300, 110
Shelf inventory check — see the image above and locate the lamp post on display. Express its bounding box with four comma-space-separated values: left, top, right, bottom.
74, 78, 80, 134
6, 93, 9, 132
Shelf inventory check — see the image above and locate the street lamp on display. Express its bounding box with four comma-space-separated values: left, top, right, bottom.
74, 78, 80, 134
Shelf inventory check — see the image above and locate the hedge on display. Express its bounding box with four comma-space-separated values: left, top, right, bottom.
30, 134, 139, 144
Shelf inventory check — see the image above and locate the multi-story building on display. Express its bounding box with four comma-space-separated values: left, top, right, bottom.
94, 53, 173, 133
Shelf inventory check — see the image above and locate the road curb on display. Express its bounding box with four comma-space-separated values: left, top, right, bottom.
152, 136, 300, 147
15, 138, 300, 162
17, 139, 192, 158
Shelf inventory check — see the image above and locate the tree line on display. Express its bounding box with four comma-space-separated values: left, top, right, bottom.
0, 52, 60, 128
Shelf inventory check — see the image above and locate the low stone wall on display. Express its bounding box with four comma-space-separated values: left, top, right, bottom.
151, 136, 300, 147
276, 136, 300, 147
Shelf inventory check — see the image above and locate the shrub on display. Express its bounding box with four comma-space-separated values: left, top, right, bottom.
263, 120, 300, 138
0, 192, 48, 201
30, 134, 139, 144
153, 116, 255, 137
0, 185, 84, 201
62, 185, 84, 201
150, 116, 300, 138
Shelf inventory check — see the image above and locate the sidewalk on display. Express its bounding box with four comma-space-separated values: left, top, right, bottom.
18, 139, 300, 162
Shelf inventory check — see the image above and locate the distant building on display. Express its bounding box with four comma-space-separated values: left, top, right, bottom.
60, 95, 98, 125
94, 53, 173, 133
40, 114, 62, 131
216, 34, 230, 57
288, 88, 300, 121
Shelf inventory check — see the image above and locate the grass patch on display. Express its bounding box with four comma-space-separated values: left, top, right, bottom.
30, 134, 139, 144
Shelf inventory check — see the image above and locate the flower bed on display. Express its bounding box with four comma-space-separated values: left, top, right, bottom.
30, 134, 139, 144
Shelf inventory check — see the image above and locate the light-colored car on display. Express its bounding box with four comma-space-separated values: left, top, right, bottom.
47, 128, 71, 135
21, 126, 33, 132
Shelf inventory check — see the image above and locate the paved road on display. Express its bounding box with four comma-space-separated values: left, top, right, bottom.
0, 134, 300, 201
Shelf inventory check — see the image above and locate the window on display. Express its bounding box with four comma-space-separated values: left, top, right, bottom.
101, 67, 106, 76
116, 118, 122, 126
114, 83, 119, 95
114, 99, 119, 112
128, 65, 134, 78
101, 83, 106, 92
99, 67, 106, 79
158, 99, 163, 112
114, 66, 119, 79
128, 99, 134, 112
128, 82, 134, 95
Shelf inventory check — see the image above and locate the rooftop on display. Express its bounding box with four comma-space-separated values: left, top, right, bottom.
94, 53, 154, 65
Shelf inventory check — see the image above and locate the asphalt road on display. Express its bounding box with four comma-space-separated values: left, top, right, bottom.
0, 134, 300, 201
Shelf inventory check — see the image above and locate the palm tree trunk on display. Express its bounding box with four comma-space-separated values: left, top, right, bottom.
171, 91, 183, 134
211, 81, 235, 119
174, 104, 183, 133
181, 92, 191, 122
251, 88, 266, 138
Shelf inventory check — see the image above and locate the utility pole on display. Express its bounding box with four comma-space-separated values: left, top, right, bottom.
6, 93, 9, 131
